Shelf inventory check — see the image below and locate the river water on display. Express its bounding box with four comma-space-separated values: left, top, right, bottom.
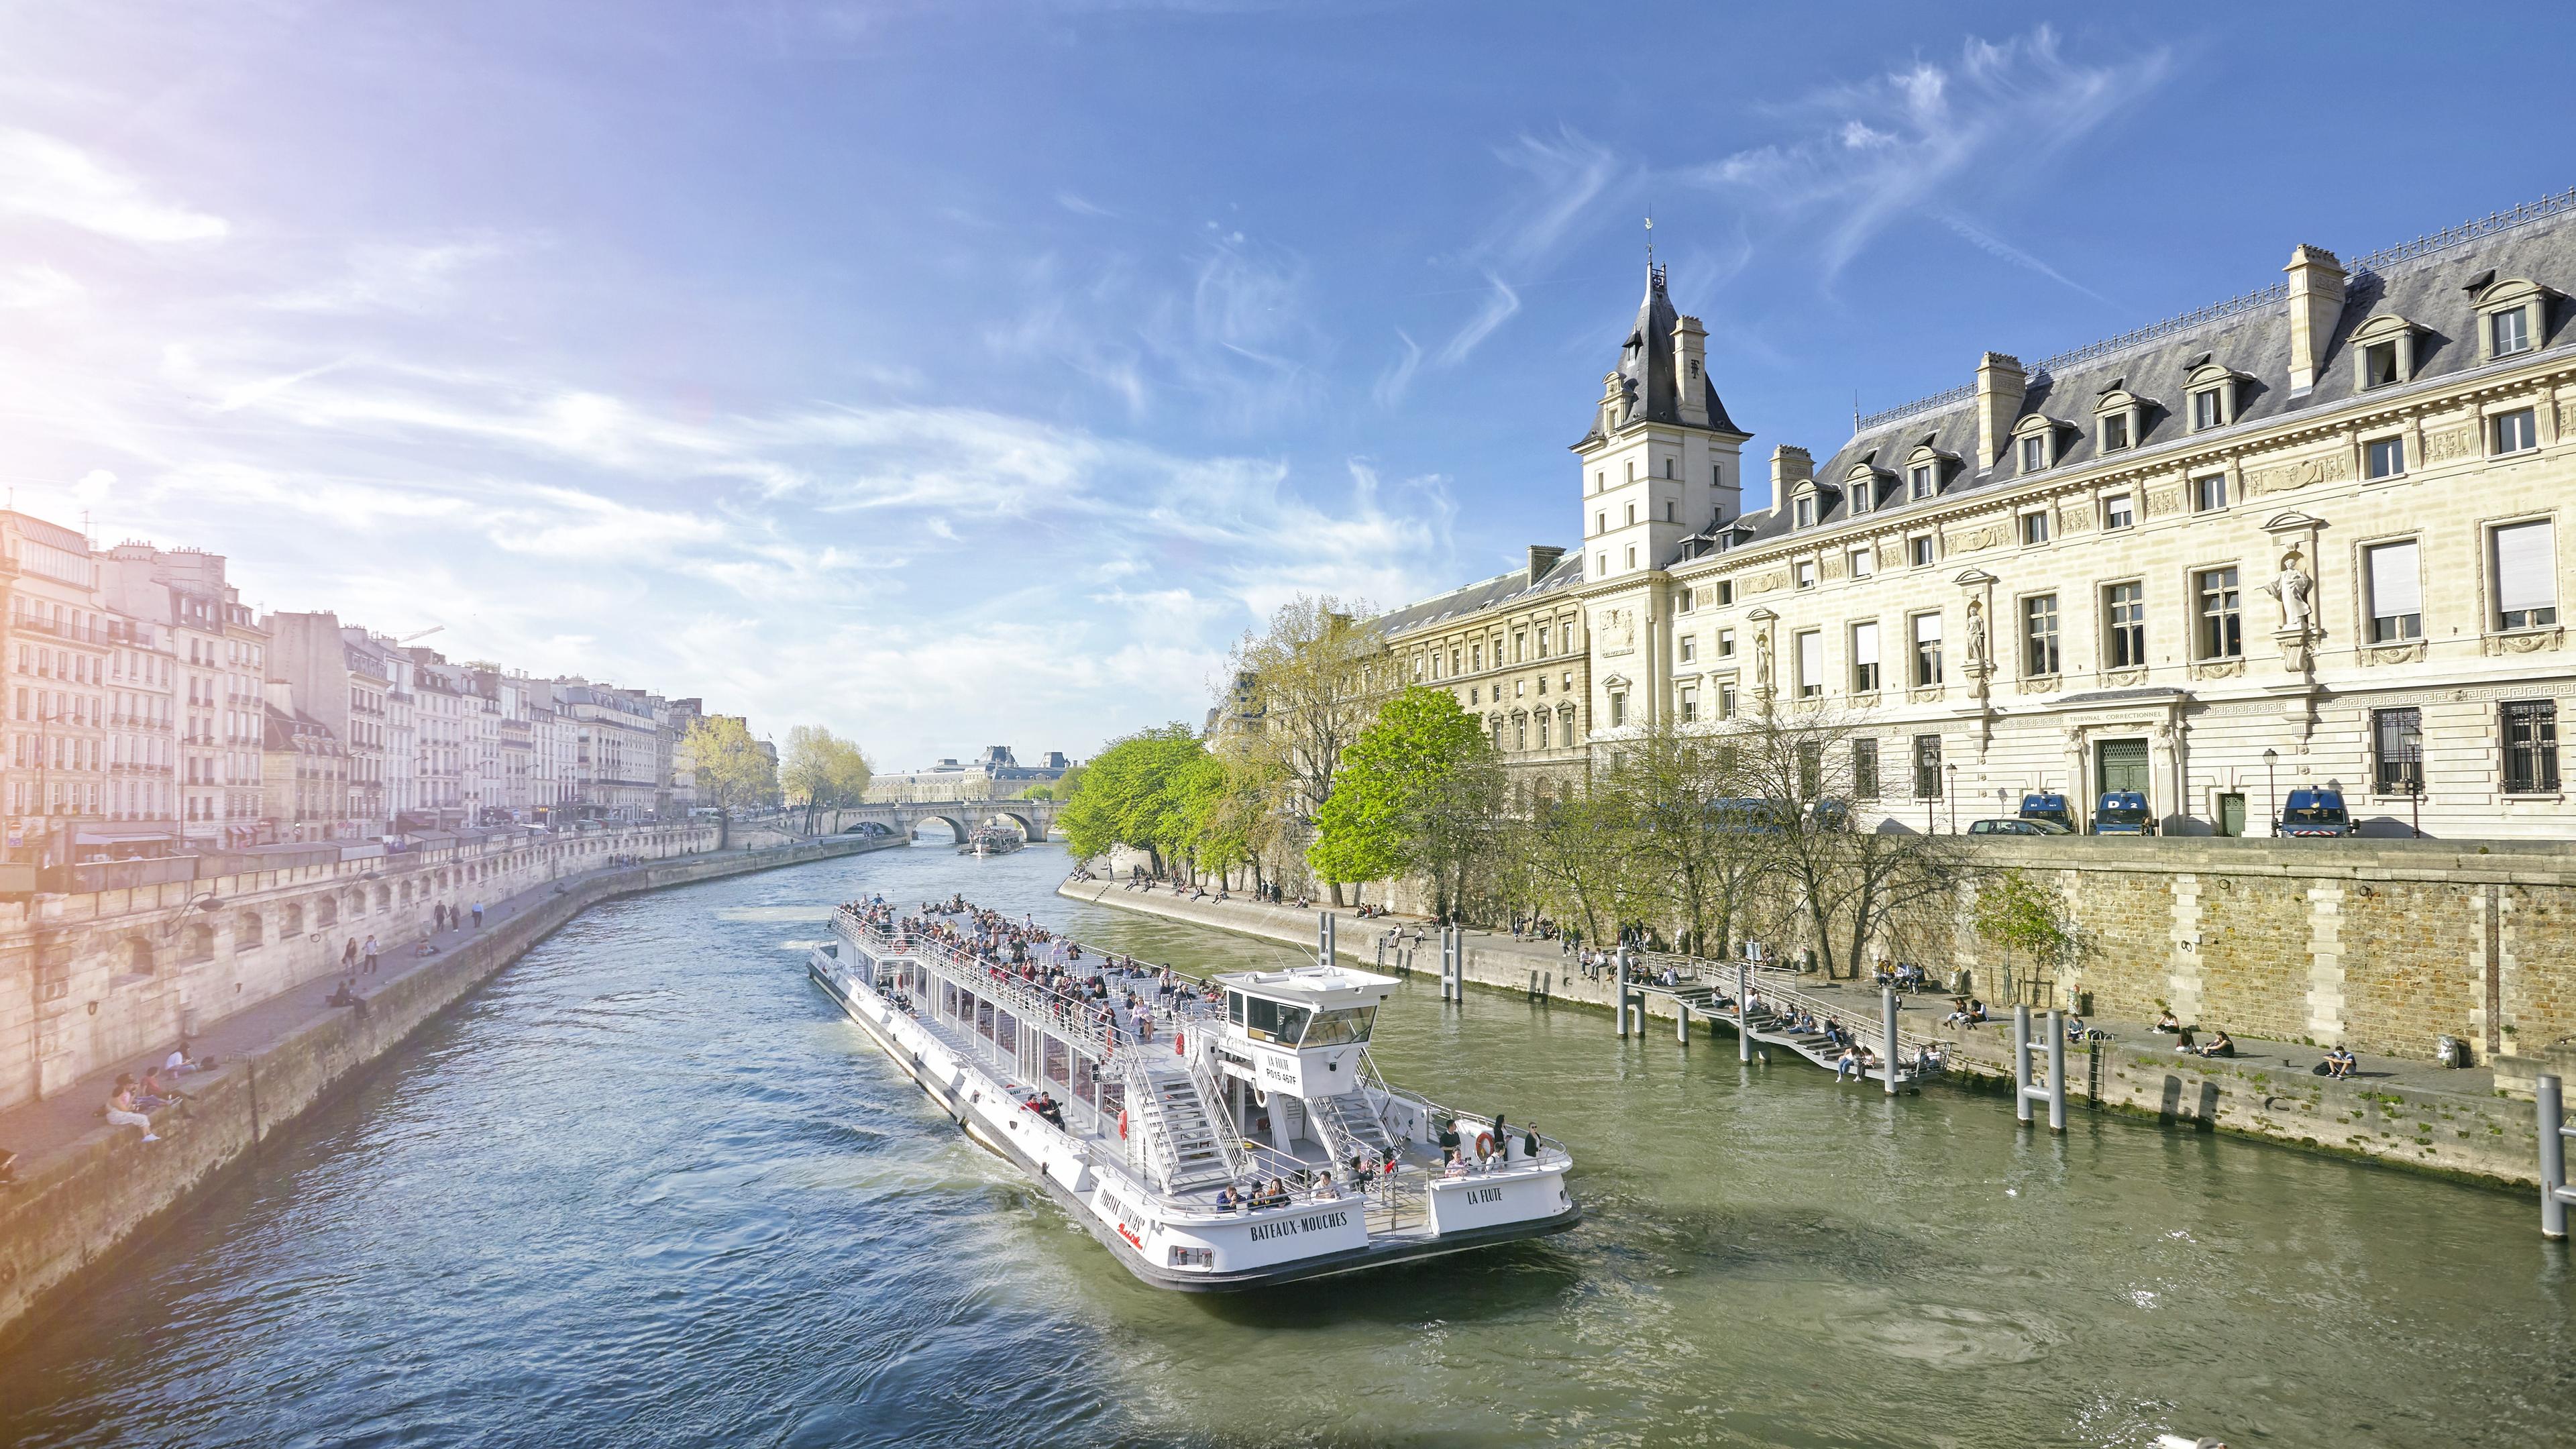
3, 841, 2569, 1448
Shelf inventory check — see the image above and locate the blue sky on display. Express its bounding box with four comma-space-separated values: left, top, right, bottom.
3, 2, 2570, 769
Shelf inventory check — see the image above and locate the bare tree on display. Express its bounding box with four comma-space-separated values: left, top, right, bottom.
1597, 721, 1772, 959
1728, 701, 1981, 979
1515, 790, 1637, 951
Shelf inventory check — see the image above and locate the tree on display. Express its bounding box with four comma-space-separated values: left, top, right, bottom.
684, 715, 779, 849
1228, 595, 1397, 905
1599, 721, 1770, 959
781, 726, 873, 834
1973, 867, 2077, 1006
1517, 790, 1635, 949
1309, 688, 1501, 919
1728, 700, 1979, 979
1057, 725, 1205, 876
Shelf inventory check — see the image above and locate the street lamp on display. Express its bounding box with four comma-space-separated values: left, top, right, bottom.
2263, 747, 2279, 837
1946, 762, 1958, 833
2406, 746, 2424, 839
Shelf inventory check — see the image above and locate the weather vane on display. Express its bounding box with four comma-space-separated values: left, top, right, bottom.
1644, 209, 1654, 267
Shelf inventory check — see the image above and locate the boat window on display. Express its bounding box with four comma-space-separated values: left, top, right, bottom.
1227, 990, 1245, 1025
1242, 996, 1312, 1045
1299, 1006, 1377, 1046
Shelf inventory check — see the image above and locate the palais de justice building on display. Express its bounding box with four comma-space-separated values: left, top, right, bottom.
1377, 191, 2576, 837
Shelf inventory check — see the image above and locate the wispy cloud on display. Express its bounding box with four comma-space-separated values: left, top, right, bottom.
1434, 127, 1623, 364
0, 128, 227, 243
1371, 329, 1421, 407
1681, 27, 2170, 284
268, 237, 514, 314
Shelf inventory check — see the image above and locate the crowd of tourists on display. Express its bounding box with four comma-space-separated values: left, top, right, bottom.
842, 893, 1214, 1055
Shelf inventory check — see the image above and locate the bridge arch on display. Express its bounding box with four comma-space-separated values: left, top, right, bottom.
916, 814, 972, 843
999, 810, 1042, 841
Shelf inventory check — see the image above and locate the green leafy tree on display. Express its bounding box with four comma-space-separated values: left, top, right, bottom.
1309, 688, 1498, 918
1058, 725, 1203, 875
1973, 867, 2076, 1005
683, 714, 779, 848
781, 725, 873, 834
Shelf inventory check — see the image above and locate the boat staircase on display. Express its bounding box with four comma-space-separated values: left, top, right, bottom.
1127, 1061, 1238, 1193
1309, 1090, 1400, 1167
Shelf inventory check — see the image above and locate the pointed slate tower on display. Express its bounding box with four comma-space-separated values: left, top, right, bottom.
1572, 264, 1750, 588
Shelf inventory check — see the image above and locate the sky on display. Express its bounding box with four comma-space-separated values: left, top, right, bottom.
3, 1, 2571, 771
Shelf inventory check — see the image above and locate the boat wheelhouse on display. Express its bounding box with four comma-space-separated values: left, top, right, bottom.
808, 902, 1578, 1291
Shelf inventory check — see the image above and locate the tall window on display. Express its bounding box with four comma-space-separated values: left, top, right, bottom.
2504, 700, 2561, 794
2365, 541, 2422, 642
1849, 546, 1874, 579
2100, 411, 2131, 451
1912, 735, 1943, 799
2194, 474, 2229, 512
1909, 535, 1935, 568
1717, 684, 1737, 720
2492, 306, 2532, 357
2196, 568, 2243, 659
1911, 612, 1943, 686
2023, 594, 2061, 676
2373, 707, 2422, 795
2191, 388, 2224, 430
1794, 495, 1816, 529
1850, 482, 1873, 516
1796, 630, 1822, 699
1678, 687, 1698, 724
2493, 519, 2559, 629
1609, 692, 1626, 728
1852, 739, 1880, 799
2366, 437, 2406, 478
1909, 464, 1935, 500
2106, 582, 2147, 667
1851, 621, 1881, 692
1678, 635, 1696, 663
2019, 434, 2046, 473
2021, 511, 2049, 545
2494, 407, 2539, 455
1795, 559, 1817, 590
2363, 340, 2400, 388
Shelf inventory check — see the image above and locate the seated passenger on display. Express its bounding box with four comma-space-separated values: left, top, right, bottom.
1214, 1186, 1238, 1212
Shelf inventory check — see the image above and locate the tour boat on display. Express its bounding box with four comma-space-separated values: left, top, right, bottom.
807, 902, 1580, 1290
956, 827, 1022, 858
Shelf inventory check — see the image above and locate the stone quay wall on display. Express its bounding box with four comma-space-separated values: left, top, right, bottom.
0, 833, 900, 1348
1058, 869, 2549, 1188
0, 825, 720, 1113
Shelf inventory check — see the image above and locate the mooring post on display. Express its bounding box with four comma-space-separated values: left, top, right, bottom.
2045, 1009, 2068, 1133
1676, 991, 1689, 1043
1318, 912, 1335, 969
2012, 1004, 2034, 1126
1881, 985, 1899, 1097
2541, 1074, 2569, 1240
1735, 961, 1752, 1063
1614, 957, 1629, 1038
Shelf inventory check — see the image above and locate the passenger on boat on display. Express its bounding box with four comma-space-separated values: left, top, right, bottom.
1311, 1171, 1339, 1201
1436, 1118, 1460, 1165
1214, 1187, 1238, 1212
1442, 1155, 1469, 1179
1522, 1124, 1541, 1160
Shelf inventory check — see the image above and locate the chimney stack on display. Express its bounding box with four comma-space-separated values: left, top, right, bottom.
1974, 352, 2027, 469
1525, 545, 1565, 586
1770, 445, 1813, 503
2284, 245, 2347, 396
1671, 315, 1709, 427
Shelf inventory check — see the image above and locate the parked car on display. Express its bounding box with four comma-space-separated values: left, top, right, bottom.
2276, 787, 2355, 837
2017, 792, 2077, 833
2092, 790, 2157, 835
1968, 817, 2074, 837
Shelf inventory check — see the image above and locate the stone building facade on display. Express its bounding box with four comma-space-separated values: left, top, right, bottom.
1371, 546, 1594, 798
1558, 193, 2576, 838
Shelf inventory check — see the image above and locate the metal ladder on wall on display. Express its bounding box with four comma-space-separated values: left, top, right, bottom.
1130, 1061, 1236, 1193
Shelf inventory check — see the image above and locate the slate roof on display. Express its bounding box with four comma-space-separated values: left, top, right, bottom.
1576, 265, 1744, 446
1677, 189, 2576, 564
1373, 547, 1587, 639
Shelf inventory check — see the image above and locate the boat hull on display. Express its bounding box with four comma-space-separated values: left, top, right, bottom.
808, 954, 1580, 1292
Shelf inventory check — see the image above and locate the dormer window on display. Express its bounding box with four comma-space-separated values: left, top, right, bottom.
2094, 384, 2147, 453
1793, 492, 1817, 529
1902, 441, 1957, 500
2473, 277, 2555, 362
2010, 414, 2062, 474
1849, 482, 1874, 516
1908, 464, 1934, 500
2350, 313, 2418, 390
1843, 462, 1885, 515
2184, 360, 2245, 433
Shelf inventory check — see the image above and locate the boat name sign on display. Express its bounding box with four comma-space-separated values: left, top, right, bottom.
1248, 1209, 1350, 1243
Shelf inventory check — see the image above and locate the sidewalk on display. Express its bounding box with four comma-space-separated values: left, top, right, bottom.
0, 839, 823, 1174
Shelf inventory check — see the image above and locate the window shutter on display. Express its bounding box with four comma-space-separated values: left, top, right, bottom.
1852, 621, 1880, 667
1914, 612, 1941, 646
2367, 541, 2421, 617
2496, 521, 2557, 614
1796, 631, 1821, 684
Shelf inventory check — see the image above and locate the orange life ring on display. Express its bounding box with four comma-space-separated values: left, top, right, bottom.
1474, 1131, 1494, 1158
1118, 1109, 1129, 1139
1173, 1030, 1185, 1055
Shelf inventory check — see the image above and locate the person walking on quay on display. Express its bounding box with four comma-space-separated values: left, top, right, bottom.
342, 938, 359, 974
472, 901, 484, 929
362, 934, 380, 975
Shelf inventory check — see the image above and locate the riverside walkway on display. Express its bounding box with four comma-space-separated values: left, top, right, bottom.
1061, 873, 2546, 1185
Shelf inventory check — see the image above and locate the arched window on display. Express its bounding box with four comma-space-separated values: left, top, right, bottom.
237, 910, 264, 949
375, 885, 391, 913
282, 903, 305, 934
315, 897, 337, 928
179, 922, 214, 964
125, 938, 155, 975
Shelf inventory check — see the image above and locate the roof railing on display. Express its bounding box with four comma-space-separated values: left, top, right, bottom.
2349, 186, 2576, 278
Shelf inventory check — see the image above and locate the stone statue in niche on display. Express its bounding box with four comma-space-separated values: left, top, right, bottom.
1965, 598, 1988, 665
2262, 546, 2314, 631
1753, 629, 1773, 688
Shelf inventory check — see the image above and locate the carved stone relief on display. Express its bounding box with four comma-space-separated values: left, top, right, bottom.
2362, 641, 2428, 666
1819, 552, 1846, 581
2101, 667, 2149, 688
2483, 627, 2565, 656
1945, 523, 2006, 553
2017, 674, 2063, 696
1908, 686, 1945, 705
2188, 659, 2246, 681
2145, 486, 2183, 517
2422, 427, 2477, 465
1746, 571, 1788, 595
2243, 450, 2353, 498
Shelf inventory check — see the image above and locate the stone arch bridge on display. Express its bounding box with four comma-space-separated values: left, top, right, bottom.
815, 798, 1059, 845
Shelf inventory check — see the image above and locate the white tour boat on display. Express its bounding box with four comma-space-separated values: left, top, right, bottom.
808, 900, 1579, 1291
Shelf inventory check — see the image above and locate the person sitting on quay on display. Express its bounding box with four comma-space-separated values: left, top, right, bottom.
164, 1038, 204, 1075
136, 1067, 190, 1112
2323, 1045, 2359, 1079
1835, 1044, 1862, 1081
2195, 1030, 2237, 1059
2155, 1009, 2184, 1033
2065, 1014, 2090, 1044
105, 1082, 159, 1144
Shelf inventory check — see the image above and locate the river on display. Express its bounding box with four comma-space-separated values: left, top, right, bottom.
1, 840, 2568, 1448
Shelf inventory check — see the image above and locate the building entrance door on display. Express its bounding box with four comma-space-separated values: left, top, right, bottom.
2218, 792, 2247, 837
2095, 738, 2150, 797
